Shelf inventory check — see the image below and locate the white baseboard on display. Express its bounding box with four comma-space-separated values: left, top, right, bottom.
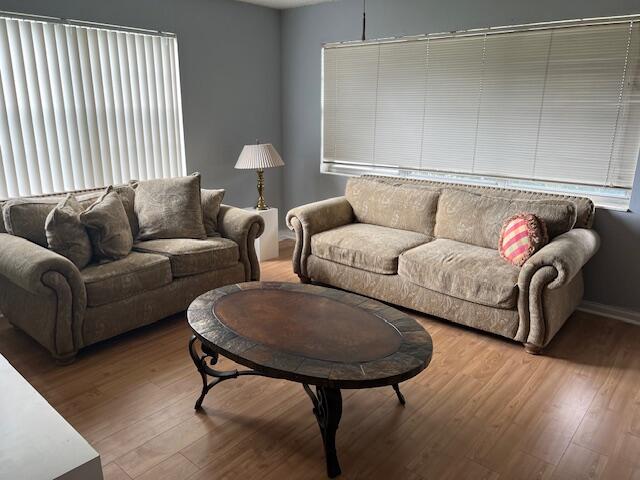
279, 229, 295, 241
578, 301, 640, 326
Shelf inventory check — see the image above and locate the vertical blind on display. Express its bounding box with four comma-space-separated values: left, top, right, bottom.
0, 15, 185, 199
322, 18, 640, 205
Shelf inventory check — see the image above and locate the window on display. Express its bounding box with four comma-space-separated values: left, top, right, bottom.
0, 13, 185, 199
321, 17, 640, 208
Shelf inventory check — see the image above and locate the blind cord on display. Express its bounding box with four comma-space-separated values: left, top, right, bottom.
605, 20, 634, 187
361, 0, 366, 41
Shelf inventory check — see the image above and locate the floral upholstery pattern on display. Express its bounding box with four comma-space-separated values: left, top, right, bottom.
345, 177, 440, 236
311, 223, 429, 274
288, 175, 600, 350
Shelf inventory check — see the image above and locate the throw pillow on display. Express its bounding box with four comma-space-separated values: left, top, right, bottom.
114, 185, 139, 240
132, 173, 207, 240
77, 185, 139, 239
80, 187, 133, 261
45, 195, 93, 269
201, 189, 225, 236
499, 213, 549, 267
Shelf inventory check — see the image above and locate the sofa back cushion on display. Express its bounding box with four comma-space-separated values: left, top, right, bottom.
363, 174, 595, 229
0, 201, 6, 233
1, 184, 138, 246
435, 188, 577, 249
2, 197, 61, 246
345, 177, 440, 236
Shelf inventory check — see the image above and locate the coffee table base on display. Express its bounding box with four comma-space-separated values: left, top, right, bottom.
188, 335, 265, 410
188, 334, 407, 478
303, 384, 343, 478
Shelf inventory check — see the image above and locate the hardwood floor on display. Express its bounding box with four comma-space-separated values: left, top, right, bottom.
1, 239, 640, 479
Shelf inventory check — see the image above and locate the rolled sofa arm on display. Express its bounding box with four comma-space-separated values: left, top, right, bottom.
286, 196, 354, 278
0, 233, 86, 359
518, 228, 601, 291
217, 205, 265, 281
516, 228, 600, 349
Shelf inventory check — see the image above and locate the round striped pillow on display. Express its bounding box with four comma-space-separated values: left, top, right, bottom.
499, 214, 549, 266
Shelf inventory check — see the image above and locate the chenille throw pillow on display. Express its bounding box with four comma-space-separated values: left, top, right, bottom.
45, 195, 93, 269
80, 187, 133, 261
132, 173, 207, 241
201, 188, 225, 236
499, 213, 549, 267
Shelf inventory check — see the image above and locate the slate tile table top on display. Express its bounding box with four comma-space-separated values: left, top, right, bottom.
187, 281, 433, 478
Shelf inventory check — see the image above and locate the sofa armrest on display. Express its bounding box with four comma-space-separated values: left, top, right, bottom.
515, 228, 600, 349
518, 229, 600, 291
0, 233, 86, 358
217, 205, 265, 281
286, 197, 354, 278
0, 233, 83, 295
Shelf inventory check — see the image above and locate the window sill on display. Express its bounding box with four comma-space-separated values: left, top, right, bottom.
320, 161, 632, 211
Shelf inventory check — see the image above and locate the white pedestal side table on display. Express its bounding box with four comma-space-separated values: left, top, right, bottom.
244, 207, 279, 261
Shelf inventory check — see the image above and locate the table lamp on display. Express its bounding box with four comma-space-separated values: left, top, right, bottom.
235, 142, 284, 210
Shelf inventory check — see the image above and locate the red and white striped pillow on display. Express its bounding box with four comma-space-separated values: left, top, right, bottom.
499, 214, 548, 266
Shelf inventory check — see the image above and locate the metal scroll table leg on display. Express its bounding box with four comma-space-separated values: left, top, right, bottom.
392, 383, 406, 406
189, 334, 266, 410
189, 335, 224, 410
304, 384, 343, 478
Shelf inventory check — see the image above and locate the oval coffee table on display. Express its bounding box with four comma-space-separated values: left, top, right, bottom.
187, 281, 433, 478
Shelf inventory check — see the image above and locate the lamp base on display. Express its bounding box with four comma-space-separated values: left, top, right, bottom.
256, 169, 268, 210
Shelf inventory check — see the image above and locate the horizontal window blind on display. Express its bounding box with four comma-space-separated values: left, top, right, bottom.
322, 18, 640, 207
0, 15, 185, 199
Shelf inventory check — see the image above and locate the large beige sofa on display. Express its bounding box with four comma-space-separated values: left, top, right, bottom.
0, 185, 264, 363
287, 176, 600, 353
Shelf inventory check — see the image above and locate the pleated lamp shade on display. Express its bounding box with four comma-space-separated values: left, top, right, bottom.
235, 143, 285, 170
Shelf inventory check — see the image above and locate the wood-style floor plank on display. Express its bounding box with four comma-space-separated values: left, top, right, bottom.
1, 239, 640, 479
102, 462, 132, 480
133, 453, 199, 480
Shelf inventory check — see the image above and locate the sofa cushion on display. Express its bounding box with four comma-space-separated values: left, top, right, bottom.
45, 195, 93, 269
398, 238, 520, 309
81, 252, 172, 307
345, 177, 440, 236
77, 185, 139, 240
132, 173, 207, 241
133, 237, 239, 277
499, 213, 548, 266
80, 187, 133, 261
2, 197, 60, 246
435, 188, 577, 249
311, 223, 430, 275
201, 189, 225, 236
0, 201, 5, 233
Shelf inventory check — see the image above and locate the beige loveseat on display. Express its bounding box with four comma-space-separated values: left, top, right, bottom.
0, 186, 264, 363
287, 176, 600, 353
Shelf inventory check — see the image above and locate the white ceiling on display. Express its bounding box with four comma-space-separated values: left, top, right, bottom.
236, 0, 335, 9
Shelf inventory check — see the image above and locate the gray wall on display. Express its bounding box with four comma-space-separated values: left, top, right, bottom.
281, 0, 640, 312
2, 0, 639, 312
0, 0, 283, 211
